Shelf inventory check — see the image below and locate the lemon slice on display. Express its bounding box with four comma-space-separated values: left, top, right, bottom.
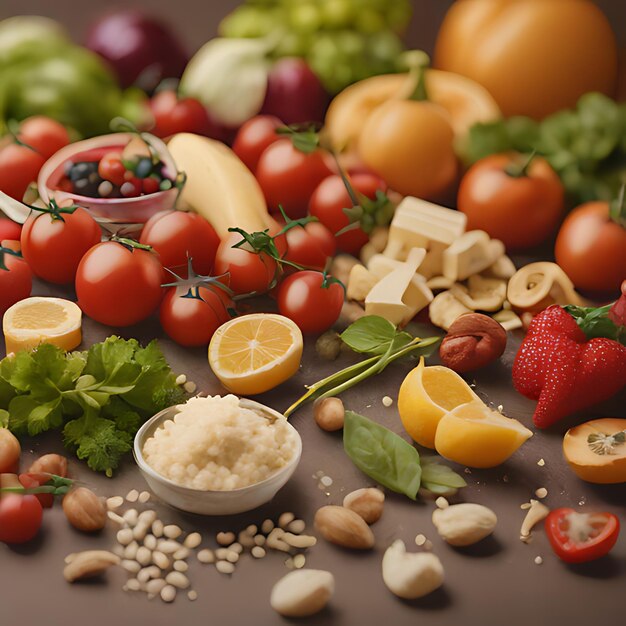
208, 313, 303, 396
398, 358, 481, 448
435, 401, 533, 468
3, 297, 82, 354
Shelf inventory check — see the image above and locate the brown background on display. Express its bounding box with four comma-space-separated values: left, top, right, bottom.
1, 1, 625, 55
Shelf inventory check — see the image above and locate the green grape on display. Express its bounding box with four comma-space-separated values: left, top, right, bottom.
274, 31, 312, 58
355, 8, 386, 34
219, 6, 279, 38
385, 1, 413, 33
366, 30, 404, 63
334, 30, 366, 56
320, 0, 354, 29
288, 2, 323, 34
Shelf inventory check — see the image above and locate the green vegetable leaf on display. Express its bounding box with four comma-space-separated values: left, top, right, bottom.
565, 304, 626, 345
420, 456, 467, 493
9, 394, 62, 436
343, 411, 421, 500
340, 315, 413, 355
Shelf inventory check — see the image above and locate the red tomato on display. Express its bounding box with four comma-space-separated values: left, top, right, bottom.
75, 241, 163, 327
308, 173, 385, 255
0, 218, 22, 243
282, 220, 336, 270
0, 144, 46, 201
545, 508, 620, 564
160, 285, 233, 347
150, 90, 229, 141
98, 151, 126, 186
555, 200, 626, 294
0, 250, 32, 316
255, 139, 332, 219
277, 270, 343, 334
18, 473, 53, 509
140, 211, 220, 277
18, 116, 70, 159
21, 207, 102, 284
232, 115, 283, 173
458, 153, 565, 250
214, 232, 277, 295
0, 493, 43, 544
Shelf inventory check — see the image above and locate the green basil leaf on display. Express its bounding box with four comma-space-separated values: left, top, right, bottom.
343, 411, 421, 500
340, 316, 398, 355
420, 456, 467, 491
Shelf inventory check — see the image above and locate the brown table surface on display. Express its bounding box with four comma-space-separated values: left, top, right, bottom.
1, 278, 625, 626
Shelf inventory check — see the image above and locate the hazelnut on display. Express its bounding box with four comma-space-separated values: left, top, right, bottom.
28, 453, 68, 478
314, 397, 345, 432
63, 487, 106, 532
439, 313, 507, 373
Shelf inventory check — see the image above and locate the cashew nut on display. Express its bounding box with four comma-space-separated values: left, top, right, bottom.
382, 539, 444, 599
270, 569, 335, 617
432, 502, 497, 546
63, 550, 120, 582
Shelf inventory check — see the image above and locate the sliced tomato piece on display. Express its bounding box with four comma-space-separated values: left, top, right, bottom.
545, 507, 620, 564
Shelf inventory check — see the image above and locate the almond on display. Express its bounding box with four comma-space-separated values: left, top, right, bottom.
314, 505, 374, 550
342, 488, 384, 524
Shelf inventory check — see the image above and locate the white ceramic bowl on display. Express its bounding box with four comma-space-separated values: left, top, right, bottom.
133, 398, 302, 515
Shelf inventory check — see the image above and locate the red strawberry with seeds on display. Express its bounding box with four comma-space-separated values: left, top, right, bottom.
513, 304, 626, 428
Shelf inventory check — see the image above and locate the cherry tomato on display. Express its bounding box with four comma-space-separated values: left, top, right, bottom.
282, 220, 336, 270
309, 173, 385, 255
0, 218, 21, 244
277, 270, 344, 334
545, 508, 620, 564
214, 232, 277, 295
0, 493, 43, 544
140, 211, 220, 277
458, 153, 565, 250
150, 90, 230, 141
160, 285, 233, 347
0, 429, 20, 474
0, 144, 46, 201
21, 207, 102, 285
255, 139, 332, 219
232, 115, 283, 173
0, 249, 32, 316
555, 200, 626, 294
75, 241, 163, 327
98, 151, 126, 187
18, 473, 53, 509
141, 177, 160, 195
17, 116, 70, 159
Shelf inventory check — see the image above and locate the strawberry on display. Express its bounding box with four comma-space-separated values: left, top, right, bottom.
513, 304, 626, 428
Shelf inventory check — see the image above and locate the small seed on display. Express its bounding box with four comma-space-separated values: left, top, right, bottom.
184, 381, 197, 394
216, 561, 235, 575
165, 571, 190, 590
287, 520, 306, 534
293, 554, 306, 569
133, 522, 150, 542
251, 546, 266, 559
122, 560, 141, 574
217, 531, 236, 546
278, 512, 295, 529
112, 545, 125, 558
184, 532, 202, 549
136, 547, 152, 566
124, 541, 139, 560
226, 551, 239, 563
197, 549, 214, 564
188, 590, 198, 601
415, 534, 426, 547
117, 528, 134, 546
215, 548, 229, 560
261, 519, 274, 534
107, 496, 124, 510
245, 524, 258, 535
123, 509, 138, 526
174, 561, 188, 572
164, 525, 183, 539
138, 491, 151, 503
175, 374, 187, 386
254, 535, 266, 547
160, 585, 177, 603
152, 520, 164, 538
382, 395, 393, 407
138, 510, 157, 525
535, 487, 548, 499
282, 533, 317, 549
107, 511, 126, 526
138, 566, 160, 583
144, 534, 157, 551
435, 497, 449, 509
146, 579, 166, 595
152, 551, 170, 569
534, 556, 543, 565
173, 547, 190, 560
126, 578, 141, 591
157, 540, 182, 554
126, 489, 139, 503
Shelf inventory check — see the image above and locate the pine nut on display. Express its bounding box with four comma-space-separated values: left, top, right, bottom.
136, 547, 152, 566
144, 534, 157, 551
278, 512, 295, 529
173, 561, 188, 572
157, 540, 181, 554
124, 541, 139, 560
146, 579, 166, 595
165, 571, 190, 589
107, 511, 126, 526
216, 561, 235, 575
282, 533, 317, 549
226, 551, 239, 563
152, 551, 170, 570
188, 590, 198, 601
152, 520, 164, 538
184, 532, 202, 549
173, 547, 190, 560
197, 549, 214, 564
123, 509, 138, 526
164, 525, 183, 539
106, 496, 124, 510
126, 578, 141, 591
160, 585, 176, 603
251, 546, 266, 559
287, 520, 306, 534
125, 489, 139, 503
254, 535, 266, 546
261, 519, 274, 534
117, 528, 134, 546
121, 560, 141, 574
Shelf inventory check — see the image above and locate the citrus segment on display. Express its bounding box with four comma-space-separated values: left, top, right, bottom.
3, 297, 82, 354
208, 313, 303, 396
398, 359, 480, 448
434, 401, 533, 468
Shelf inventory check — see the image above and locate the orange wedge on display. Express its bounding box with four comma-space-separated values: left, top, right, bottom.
435, 400, 533, 468
208, 313, 303, 396
398, 358, 481, 448
3, 297, 82, 354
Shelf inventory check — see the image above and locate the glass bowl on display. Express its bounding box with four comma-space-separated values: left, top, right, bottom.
133, 398, 302, 515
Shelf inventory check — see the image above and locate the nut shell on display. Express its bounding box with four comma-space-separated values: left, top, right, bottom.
314, 505, 374, 549
63, 487, 106, 533
28, 453, 68, 477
